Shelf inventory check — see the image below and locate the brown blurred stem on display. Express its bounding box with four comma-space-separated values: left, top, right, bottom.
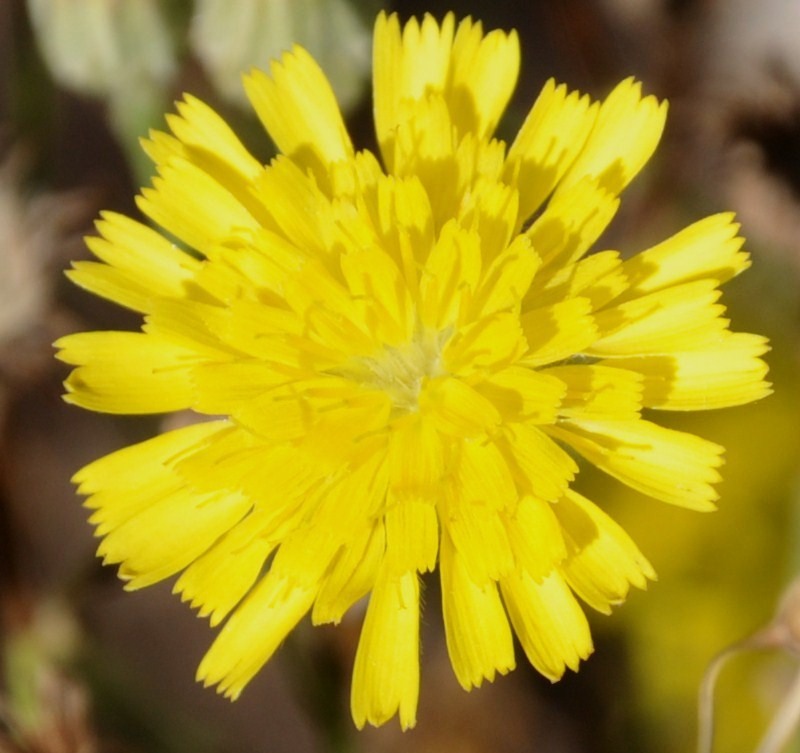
282, 629, 353, 753
697, 628, 784, 753
755, 663, 800, 753
0, 436, 30, 636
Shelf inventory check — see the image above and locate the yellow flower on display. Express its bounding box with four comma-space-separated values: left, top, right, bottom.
56, 11, 771, 730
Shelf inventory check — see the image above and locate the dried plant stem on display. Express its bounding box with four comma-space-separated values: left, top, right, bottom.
755, 664, 800, 753
697, 630, 782, 753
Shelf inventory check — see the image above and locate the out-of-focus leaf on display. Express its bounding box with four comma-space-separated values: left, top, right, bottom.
190, 0, 371, 114
26, 0, 177, 184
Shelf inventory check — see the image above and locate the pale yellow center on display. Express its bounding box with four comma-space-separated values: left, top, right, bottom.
334, 329, 451, 413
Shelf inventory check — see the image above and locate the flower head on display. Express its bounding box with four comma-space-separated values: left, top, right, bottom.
56, 11, 771, 730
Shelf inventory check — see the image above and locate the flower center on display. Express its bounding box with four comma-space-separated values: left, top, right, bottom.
334, 329, 451, 413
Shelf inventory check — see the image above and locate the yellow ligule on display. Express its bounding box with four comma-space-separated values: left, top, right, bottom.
549, 418, 724, 510
519, 297, 597, 367
351, 568, 420, 730
545, 363, 644, 420
558, 77, 667, 196
56, 331, 221, 414
313, 521, 385, 625
243, 46, 353, 184
447, 19, 519, 139
474, 366, 565, 425
197, 574, 317, 699
554, 489, 656, 614
505, 79, 598, 225
602, 333, 771, 410
618, 213, 750, 299
501, 569, 593, 681
440, 532, 515, 689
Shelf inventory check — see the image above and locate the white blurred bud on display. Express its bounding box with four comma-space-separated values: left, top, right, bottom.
25, 0, 176, 98
190, 0, 371, 113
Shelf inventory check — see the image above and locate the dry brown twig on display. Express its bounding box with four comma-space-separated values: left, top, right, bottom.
698, 577, 800, 753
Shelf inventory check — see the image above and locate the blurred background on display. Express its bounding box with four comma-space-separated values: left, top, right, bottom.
1, 0, 800, 751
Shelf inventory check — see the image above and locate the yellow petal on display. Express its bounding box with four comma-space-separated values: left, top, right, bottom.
65, 261, 169, 316
419, 221, 481, 330
170, 433, 318, 529
558, 77, 667, 196
589, 280, 729, 356
73, 419, 227, 493
390, 95, 459, 223
153, 96, 271, 224
279, 254, 372, 339
141, 128, 184, 167
340, 240, 414, 346
198, 573, 317, 699
442, 500, 513, 584
501, 569, 593, 681
327, 148, 384, 203
144, 297, 243, 354
137, 158, 258, 256
74, 423, 251, 592
192, 360, 295, 415
525, 175, 619, 271
243, 46, 353, 185
313, 521, 385, 625
56, 331, 223, 414
548, 418, 724, 510
421, 376, 501, 437
544, 363, 643, 420
195, 292, 304, 356
168, 94, 264, 182
77, 420, 231, 536
504, 495, 567, 581
554, 489, 656, 614
458, 179, 519, 264
351, 568, 420, 730
475, 365, 565, 425
69, 212, 201, 313
99, 486, 250, 590
519, 297, 597, 367
268, 452, 389, 591
174, 529, 276, 627
459, 131, 506, 185
249, 156, 335, 259
447, 18, 520, 138
268, 523, 343, 591
440, 440, 517, 582
471, 234, 541, 319
526, 250, 626, 311
617, 213, 750, 300
384, 498, 439, 574
504, 79, 597, 225
443, 312, 527, 375
87, 468, 180, 538
456, 439, 518, 512
361, 173, 435, 296
440, 532, 515, 690
387, 415, 446, 497
305, 448, 387, 536
373, 11, 455, 167
602, 333, 771, 410
233, 378, 388, 450
498, 423, 577, 502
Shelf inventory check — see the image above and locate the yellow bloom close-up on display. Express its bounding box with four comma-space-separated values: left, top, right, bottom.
56, 11, 770, 730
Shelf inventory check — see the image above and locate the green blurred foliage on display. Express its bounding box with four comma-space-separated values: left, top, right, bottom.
601, 256, 800, 753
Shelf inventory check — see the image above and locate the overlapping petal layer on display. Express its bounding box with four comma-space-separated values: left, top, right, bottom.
57, 10, 770, 730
